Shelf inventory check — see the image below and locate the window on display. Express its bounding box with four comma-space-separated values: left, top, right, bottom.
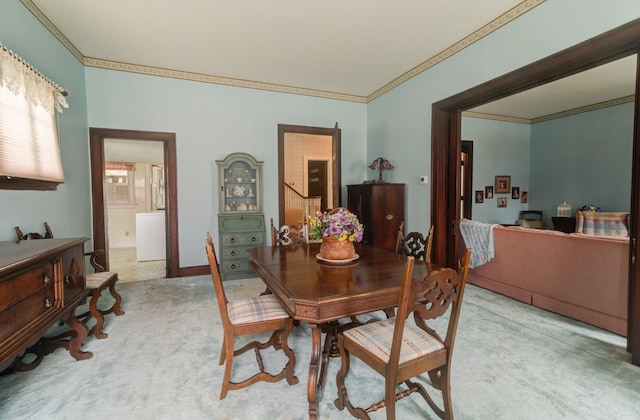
0, 43, 68, 190
105, 162, 136, 207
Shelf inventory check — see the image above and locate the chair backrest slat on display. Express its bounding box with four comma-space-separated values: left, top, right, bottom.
395, 222, 434, 262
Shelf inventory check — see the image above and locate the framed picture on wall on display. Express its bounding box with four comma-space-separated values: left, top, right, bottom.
512, 186, 520, 199
521, 191, 529, 203
485, 186, 494, 198
495, 175, 511, 193
497, 197, 508, 208
475, 190, 484, 203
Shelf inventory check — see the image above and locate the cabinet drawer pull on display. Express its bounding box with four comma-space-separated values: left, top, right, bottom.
43, 274, 50, 285
229, 250, 238, 257
228, 237, 237, 244
229, 263, 238, 270
386, 214, 394, 220
249, 236, 258, 242
44, 298, 53, 308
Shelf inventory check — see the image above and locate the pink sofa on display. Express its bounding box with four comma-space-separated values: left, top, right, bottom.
468, 225, 629, 336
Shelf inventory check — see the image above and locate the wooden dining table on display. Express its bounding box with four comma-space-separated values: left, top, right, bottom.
247, 242, 436, 419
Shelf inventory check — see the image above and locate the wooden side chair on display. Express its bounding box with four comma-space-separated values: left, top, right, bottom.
334, 249, 472, 420
16, 223, 124, 339
205, 232, 298, 399
270, 218, 304, 246
395, 221, 435, 262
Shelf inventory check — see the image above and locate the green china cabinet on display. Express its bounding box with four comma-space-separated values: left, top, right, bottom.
216, 153, 265, 280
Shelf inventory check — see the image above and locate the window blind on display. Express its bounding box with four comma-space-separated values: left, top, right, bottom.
0, 43, 68, 190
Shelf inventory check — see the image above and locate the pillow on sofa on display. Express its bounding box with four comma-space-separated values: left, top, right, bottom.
575, 211, 629, 237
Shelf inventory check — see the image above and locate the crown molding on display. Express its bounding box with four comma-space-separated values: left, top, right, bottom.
530, 95, 635, 123
20, 0, 84, 63
462, 95, 635, 124
366, 0, 546, 102
82, 57, 368, 103
22, 0, 543, 104
462, 111, 531, 124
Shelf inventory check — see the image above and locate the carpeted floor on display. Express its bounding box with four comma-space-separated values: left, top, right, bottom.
1, 275, 639, 419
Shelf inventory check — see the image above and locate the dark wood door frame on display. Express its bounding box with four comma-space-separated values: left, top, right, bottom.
89, 128, 180, 278
461, 141, 473, 220
277, 124, 341, 226
431, 18, 640, 364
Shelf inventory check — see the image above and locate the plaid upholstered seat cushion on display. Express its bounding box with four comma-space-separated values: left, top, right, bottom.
343, 318, 444, 364
228, 294, 290, 325
86, 271, 117, 288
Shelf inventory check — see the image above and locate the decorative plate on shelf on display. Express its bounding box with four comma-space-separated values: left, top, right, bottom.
232, 185, 245, 197
316, 253, 360, 265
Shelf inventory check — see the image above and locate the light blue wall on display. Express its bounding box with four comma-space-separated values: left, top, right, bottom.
0, 0, 90, 242
366, 0, 640, 234
530, 102, 634, 226
84, 68, 366, 266
462, 118, 530, 225
2, 0, 640, 269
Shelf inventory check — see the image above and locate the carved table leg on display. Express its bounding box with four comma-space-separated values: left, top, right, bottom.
307, 324, 322, 419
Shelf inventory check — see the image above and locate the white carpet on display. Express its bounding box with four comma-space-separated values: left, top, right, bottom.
1, 276, 639, 419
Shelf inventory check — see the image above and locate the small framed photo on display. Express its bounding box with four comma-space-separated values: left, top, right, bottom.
495, 175, 511, 194
475, 190, 484, 203
485, 186, 494, 199
511, 187, 520, 200
497, 197, 508, 208
521, 191, 528, 203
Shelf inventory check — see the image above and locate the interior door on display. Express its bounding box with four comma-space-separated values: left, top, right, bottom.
308, 160, 328, 210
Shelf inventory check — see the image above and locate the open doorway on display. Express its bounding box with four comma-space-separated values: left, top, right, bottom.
277, 124, 341, 227
89, 128, 180, 279
104, 139, 166, 282
431, 20, 640, 364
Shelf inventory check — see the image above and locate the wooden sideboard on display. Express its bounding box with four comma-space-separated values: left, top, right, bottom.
0, 238, 92, 372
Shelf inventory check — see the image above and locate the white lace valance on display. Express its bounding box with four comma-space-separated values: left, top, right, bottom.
0, 43, 68, 114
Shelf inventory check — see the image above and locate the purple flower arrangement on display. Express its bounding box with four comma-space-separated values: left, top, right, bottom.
309, 208, 363, 242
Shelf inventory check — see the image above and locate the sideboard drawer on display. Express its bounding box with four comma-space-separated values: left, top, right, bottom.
0, 275, 55, 343
0, 261, 54, 312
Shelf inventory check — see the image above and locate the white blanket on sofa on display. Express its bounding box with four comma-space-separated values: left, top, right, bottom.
459, 219, 499, 268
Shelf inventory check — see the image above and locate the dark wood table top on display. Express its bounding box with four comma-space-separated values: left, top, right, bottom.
247, 242, 435, 324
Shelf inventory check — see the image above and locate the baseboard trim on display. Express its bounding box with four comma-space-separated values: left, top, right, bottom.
179, 265, 209, 277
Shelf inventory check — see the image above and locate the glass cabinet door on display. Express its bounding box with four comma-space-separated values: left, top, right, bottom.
216, 153, 263, 214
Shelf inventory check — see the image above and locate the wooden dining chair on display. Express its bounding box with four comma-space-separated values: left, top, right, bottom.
205, 232, 298, 399
334, 249, 472, 420
395, 221, 435, 262
270, 218, 304, 246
